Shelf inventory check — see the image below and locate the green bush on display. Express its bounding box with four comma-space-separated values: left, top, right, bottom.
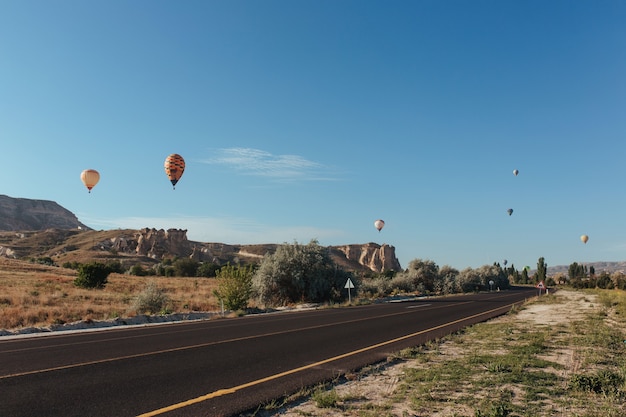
197, 262, 220, 278
172, 258, 199, 277
73, 262, 111, 289
213, 264, 254, 311
129, 264, 149, 276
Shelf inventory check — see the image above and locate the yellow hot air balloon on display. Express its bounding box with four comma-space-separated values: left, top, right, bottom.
374, 219, 385, 232
80, 169, 100, 193
164, 154, 185, 189
580, 235, 589, 244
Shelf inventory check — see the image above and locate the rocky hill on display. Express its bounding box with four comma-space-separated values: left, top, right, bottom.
0, 228, 401, 273
0, 196, 402, 273
0, 195, 89, 231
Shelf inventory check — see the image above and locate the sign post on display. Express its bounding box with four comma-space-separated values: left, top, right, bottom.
344, 278, 355, 304
536, 280, 545, 296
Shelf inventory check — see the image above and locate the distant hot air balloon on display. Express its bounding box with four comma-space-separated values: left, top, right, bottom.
513, 169, 519, 176
507, 208, 513, 216
580, 235, 589, 244
80, 169, 100, 193
503, 259, 508, 266
374, 219, 385, 232
164, 154, 185, 189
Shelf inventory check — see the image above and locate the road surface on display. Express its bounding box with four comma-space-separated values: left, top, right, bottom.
0, 287, 536, 417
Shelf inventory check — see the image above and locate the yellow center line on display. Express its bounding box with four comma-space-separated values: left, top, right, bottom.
136, 302, 516, 417
0, 300, 468, 380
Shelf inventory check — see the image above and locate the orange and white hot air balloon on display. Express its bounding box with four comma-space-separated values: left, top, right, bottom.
580, 234, 589, 244
80, 169, 100, 193
164, 154, 185, 189
374, 219, 385, 232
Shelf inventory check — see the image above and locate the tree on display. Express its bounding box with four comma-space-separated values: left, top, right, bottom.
436, 265, 459, 294
596, 272, 613, 289
536, 257, 547, 283
252, 240, 350, 307
213, 264, 254, 311
476, 264, 510, 290
456, 267, 482, 293
405, 259, 439, 293
74, 262, 111, 289
568, 262, 587, 280
520, 268, 529, 284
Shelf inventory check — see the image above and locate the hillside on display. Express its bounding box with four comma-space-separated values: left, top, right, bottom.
0, 195, 402, 273
0, 195, 89, 231
0, 227, 401, 274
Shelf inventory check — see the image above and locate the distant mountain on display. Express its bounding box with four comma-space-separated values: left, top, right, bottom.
0, 195, 89, 231
547, 262, 626, 276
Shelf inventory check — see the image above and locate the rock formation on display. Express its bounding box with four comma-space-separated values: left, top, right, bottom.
0, 195, 89, 231
333, 243, 402, 272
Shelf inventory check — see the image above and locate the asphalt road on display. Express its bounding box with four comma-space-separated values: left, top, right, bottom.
0, 287, 536, 417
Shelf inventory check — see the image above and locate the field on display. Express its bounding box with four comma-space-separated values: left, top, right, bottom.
0, 257, 221, 331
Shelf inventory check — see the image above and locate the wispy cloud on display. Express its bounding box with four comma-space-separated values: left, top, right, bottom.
200, 148, 337, 181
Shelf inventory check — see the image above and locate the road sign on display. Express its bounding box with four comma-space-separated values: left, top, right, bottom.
345, 278, 355, 304
536, 280, 546, 295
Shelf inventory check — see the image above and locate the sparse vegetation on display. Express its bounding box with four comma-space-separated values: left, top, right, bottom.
0, 258, 220, 330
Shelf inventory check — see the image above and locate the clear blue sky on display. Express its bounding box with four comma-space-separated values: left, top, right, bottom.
1, 1, 625, 271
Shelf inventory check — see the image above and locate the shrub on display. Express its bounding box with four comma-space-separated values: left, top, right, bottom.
213, 264, 254, 311
197, 262, 220, 278
133, 282, 170, 314
129, 264, 149, 276
73, 262, 111, 289
172, 258, 199, 277
252, 240, 350, 307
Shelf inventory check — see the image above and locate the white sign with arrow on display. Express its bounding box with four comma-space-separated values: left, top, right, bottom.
345, 278, 355, 304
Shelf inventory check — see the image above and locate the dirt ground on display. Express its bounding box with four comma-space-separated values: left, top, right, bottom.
265, 289, 602, 417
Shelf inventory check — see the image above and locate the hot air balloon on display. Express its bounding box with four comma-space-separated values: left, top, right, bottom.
513, 169, 519, 176
507, 208, 513, 216
374, 219, 385, 232
80, 169, 100, 193
580, 235, 589, 244
164, 154, 185, 189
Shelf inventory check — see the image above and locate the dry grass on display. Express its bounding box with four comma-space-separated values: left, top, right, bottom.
0, 257, 220, 330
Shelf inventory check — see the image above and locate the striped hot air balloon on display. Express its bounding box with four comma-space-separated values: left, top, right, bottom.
164, 154, 185, 189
